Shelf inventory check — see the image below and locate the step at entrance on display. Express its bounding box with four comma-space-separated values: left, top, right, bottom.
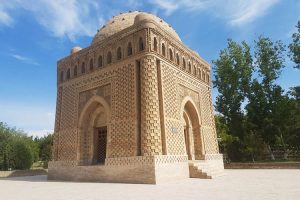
188, 160, 225, 179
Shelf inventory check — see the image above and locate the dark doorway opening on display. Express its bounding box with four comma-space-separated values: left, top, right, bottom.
95, 127, 107, 164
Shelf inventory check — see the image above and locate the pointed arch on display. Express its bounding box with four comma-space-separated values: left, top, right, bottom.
206, 73, 210, 83
180, 96, 204, 160
74, 65, 78, 76
66, 68, 70, 79
180, 96, 201, 125
107, 51, 112, 64
176, 53, 180, 65
153, 37, 158, 51
98, 55, 103, 67
117, 47, 122, 60
169, 48, 173, 61
162, 43, 166, 56
79, 96, 111, 125
81, 62, 86, 74
78, 96, 111, 165
127, 42, 133, 56
197, 68, 201, 79
89, 59, 94, 71
139, 37, 144, 51
202, 70, 206, 81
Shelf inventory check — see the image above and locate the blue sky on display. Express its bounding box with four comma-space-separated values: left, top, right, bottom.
0, 0, 299, 137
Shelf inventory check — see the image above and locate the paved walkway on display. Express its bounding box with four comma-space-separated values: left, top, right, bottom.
1, 169, 299, 200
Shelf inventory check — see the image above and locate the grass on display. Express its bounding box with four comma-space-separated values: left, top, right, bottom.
31, 161, 46, 170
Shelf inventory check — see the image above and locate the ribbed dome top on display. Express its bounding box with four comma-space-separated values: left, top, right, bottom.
92, 11, 181, 44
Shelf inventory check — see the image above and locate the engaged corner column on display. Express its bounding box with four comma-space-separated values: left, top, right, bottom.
140, 55, 162, 156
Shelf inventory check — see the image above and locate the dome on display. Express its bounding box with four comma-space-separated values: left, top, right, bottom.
92, 11, 181, 44
71, 46, 82, 54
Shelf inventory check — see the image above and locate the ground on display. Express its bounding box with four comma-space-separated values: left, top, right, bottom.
1, 169, 299, 200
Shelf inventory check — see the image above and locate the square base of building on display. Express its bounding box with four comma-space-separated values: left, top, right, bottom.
48, 154, 224, 184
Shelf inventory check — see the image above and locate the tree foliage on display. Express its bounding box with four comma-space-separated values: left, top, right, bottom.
213, 25, 300, 161
289, 21, 300, 69
36, 134, 53, 167
0, 122, 53, 170
246, 36, 286, 147
213, 39, 252, 137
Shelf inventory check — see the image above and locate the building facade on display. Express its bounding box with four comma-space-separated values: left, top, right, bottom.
48, 11, 224, 184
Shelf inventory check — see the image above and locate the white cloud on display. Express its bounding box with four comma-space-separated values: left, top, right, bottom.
151, 0, 179, 15
226, 0, 280, 26
0, 0, 105, 40
10, 53, 39, 66
0, 1, 18, 26
0, 9, 13, 26
150, 0, 280, 26
27, 129, 54, 138
0, 101, 55, 137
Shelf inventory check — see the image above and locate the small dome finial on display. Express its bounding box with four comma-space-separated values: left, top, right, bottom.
71, 46, 82, 55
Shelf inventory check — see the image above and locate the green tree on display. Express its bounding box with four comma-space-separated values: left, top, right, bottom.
213, 23, 300, 162
213, 39, 253, 138
0, 122, 38, 170
27, 136, 40, 163
284, 87, 300, 150
246, 36, 285, 159
215, 115, 242, 162
10, 140, 33, 170
37, 134, 53, 167
289, 21, 300, 69
243, 132, 265, 162
289, 86, 300, 102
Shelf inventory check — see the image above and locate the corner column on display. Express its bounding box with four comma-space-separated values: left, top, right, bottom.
140, 55, 162, 156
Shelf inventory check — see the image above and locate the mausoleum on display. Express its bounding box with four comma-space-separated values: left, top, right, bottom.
48, 11, 224, 184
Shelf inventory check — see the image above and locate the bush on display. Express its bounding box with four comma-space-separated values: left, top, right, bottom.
0, 122, 40, 170
10, 140, 33, 170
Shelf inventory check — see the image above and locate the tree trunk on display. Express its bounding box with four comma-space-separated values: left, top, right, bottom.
283, 151, 289, 160
268, 144, 275, 160
252, 154, 255, 163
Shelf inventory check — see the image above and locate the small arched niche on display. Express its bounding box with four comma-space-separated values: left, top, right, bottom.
139, 37, 144, 51
127, 42, 133, 56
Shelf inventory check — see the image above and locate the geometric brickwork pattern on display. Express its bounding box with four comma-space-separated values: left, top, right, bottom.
109, 63, 137, 157
140, 56, 162, 156
106, 156, 155, 166
54, 71, 114, 161
57, 85, 77, 161
160, 62, 186, 155
200, 87, 219, 154
161, 61, 219, 155
165, 119, 186, 155
109, 117, 136, 157
105, 155, 188, 166
113, 64, 135, 120
50, 11, 222, 182
154, 155, 188, 164
161, 63, 180, 119
52, 86, 62, 160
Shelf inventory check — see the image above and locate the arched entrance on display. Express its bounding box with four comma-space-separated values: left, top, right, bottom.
181, 97, 204, 160
78, 96, 111, 165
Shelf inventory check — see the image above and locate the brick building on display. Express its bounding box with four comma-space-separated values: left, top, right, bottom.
48, 11, 224, 184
